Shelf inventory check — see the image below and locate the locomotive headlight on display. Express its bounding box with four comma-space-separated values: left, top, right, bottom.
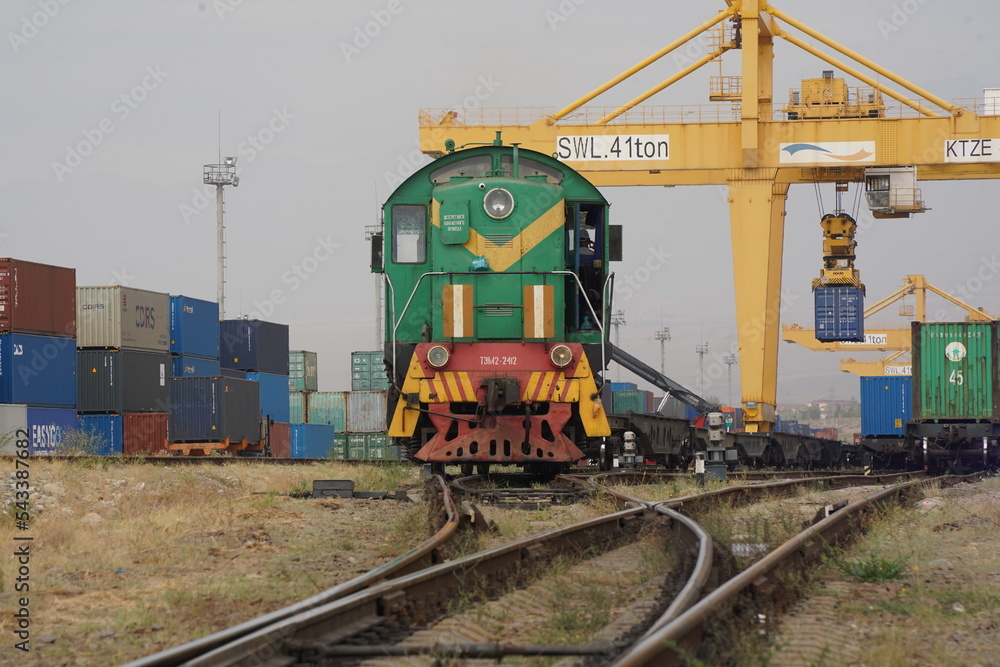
427, 345, 450, 368
550, 344, 573, 368
483, 188, 514, 219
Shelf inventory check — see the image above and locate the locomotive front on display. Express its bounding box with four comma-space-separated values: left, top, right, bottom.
375, 145, 619, 472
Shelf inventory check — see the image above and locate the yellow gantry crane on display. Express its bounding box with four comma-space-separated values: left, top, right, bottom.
417, 0, 1000, 432
783, 275, 995, 376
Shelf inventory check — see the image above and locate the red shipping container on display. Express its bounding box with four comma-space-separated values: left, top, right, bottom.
270, 422, 291, 458
0, 259, 76, 337
123, 413, 168, 455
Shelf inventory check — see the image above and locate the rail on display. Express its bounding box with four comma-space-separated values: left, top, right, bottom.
612, 471, 989, 665
122, 475, 459, 667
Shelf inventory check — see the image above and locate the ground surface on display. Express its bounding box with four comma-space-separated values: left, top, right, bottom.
769, 477, 1000, 667
0, 458, 425, 666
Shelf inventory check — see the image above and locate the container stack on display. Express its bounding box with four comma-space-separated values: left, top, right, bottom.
76, 286, 172, 456
288, 350, 317, 425
0, 259, 77, 456
351, 350, 388, 391
220, 319, 290, 424
345, 390, 390, 459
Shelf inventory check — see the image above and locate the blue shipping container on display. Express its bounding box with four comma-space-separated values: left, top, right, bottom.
0, 332, 76, 407
291, 423, 335, 458
860, 376, 912, 437
77, 414, 124, 456
220, 320, 289, 374
609, 382, 638, 392
169, 377, 260, 443
246, 371, 291, 422
27, 407, 78, 455
171, 355, 222, 378
170, 296, 220, 357
814, 286, 864, 342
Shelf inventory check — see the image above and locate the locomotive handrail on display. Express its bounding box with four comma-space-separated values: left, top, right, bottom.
389, 270, 609, 391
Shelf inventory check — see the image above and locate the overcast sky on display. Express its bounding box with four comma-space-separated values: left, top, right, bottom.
2, 1, 997, 404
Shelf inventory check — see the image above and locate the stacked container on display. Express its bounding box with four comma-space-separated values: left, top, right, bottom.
221, 320, 290, 437
169, 376, 260, 444
76, 286, 172, 455
351, 350, 388, 391
170, 296, 221, 378
910, 321, 999, 421
288, 350, 317, 427
0, 260, 78, 455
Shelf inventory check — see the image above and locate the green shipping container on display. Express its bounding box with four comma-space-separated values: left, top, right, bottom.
610, 390, 651, 414
307, 391, 348, 431
345, 432, 388, 460
289, 391, 308, 424
289, 351, 318, 392
912, 321, 1000, 420
332, 432, 347, 460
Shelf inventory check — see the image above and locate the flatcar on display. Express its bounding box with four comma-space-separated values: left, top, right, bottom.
373, 144, 620, 474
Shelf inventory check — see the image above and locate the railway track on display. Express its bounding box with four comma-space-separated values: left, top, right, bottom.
125, 468, 988, 666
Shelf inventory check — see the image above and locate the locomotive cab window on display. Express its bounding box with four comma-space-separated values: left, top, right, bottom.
391, 204, 427, 264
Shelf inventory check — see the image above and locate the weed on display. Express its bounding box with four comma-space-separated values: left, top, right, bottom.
838, 553, 911, 583
248, 492, 279, 509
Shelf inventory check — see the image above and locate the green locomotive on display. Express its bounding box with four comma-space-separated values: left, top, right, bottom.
374, 143, 620, 472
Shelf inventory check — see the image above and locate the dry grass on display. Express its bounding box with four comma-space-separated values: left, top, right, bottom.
0, 459, 423, 666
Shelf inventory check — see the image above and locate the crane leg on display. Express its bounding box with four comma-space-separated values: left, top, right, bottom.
727, 172, 788, 433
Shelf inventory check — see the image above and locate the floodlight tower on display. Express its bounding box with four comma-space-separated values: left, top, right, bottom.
610, 310, 626, 381
696, 342, 709, 395
654, 327, 671, 374
203, 157, 239, 319
723, 353, 737, 407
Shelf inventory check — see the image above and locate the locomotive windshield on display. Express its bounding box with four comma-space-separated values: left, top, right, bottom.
391, 204, 426, 263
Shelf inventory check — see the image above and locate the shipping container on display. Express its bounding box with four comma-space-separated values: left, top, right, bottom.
246, 371, 291, 422
350, 350, 382, 371
77, 414, 123, 455
290, 423, 335, 458
123, 412, 168, 455
27, 407, 77, 455
351, 369, 389, 391
609, 382, 638, 392
814, 285, 864, 342
346, 390, 387, 433
289, 350, 318, 392
169, 295, 220, 357
610, 389, 653, 415
860, 376, 912, 437
77, 349, 170, 413
347, 432, 388, 460
76, 286, 171, 352
289, 391, 308, 424
0, 332, 76, 407
171, 354, 222, 378
308, 391, 347, 430
651, 395, 689, 420
911, 321, 1000, 421
220, 319, 289, 374
0, 259, 76, 337
221, 367, 244, 379
332, 432, 347, 460
169, 377, 260, 444
269, 421, 291, 458
0, 403, 27, 455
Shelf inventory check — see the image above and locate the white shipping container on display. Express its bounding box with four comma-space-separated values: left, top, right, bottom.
77, 287, 171, 351
0, 404, 28, 455
346, 390, 387, 433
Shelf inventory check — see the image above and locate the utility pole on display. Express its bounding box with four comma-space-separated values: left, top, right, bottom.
723, 353, 737, 406
696, 341, 709, 395
610, 310, 626, 382
655, 327, 671, 374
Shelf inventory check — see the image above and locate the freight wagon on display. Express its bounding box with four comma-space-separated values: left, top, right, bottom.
903, 321, 1000, 472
